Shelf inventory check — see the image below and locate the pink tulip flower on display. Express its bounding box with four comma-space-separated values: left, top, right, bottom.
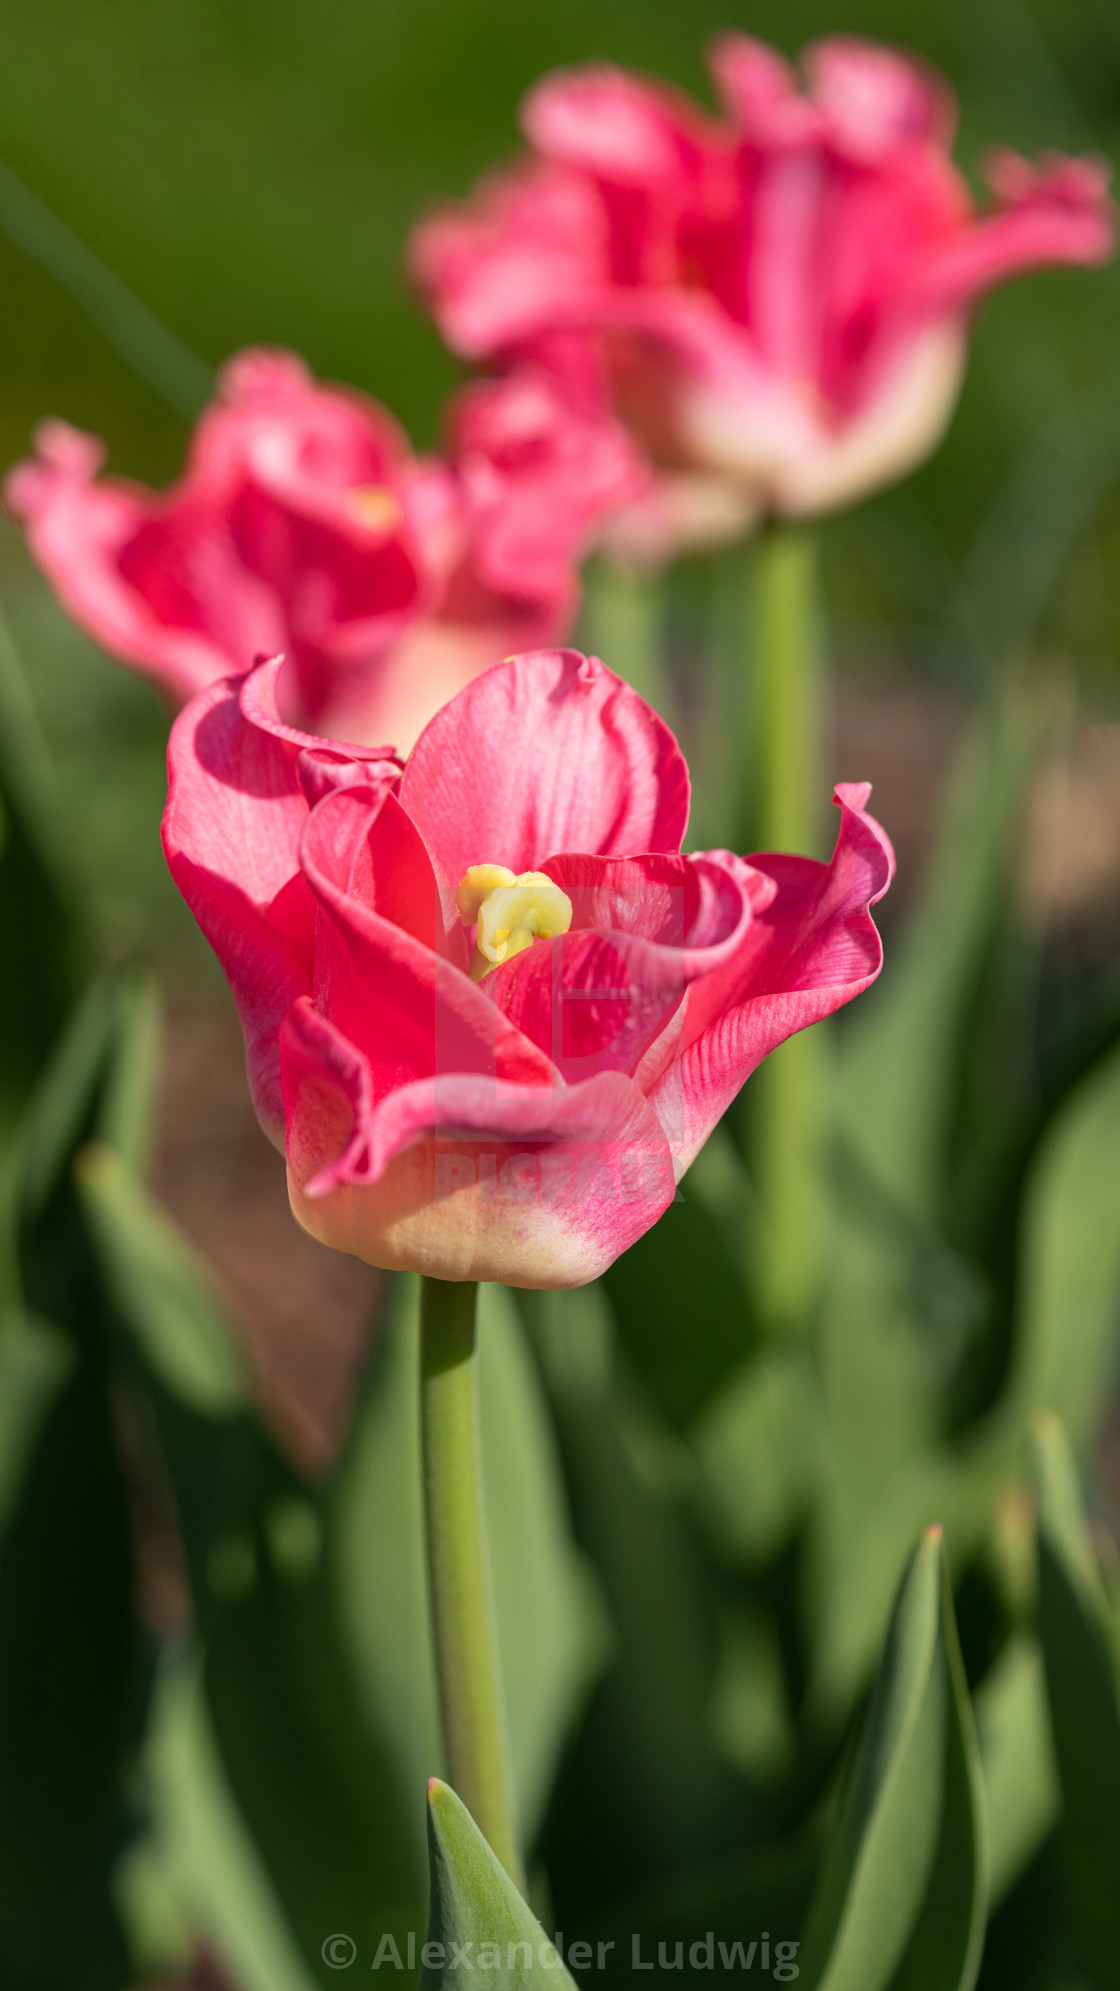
411, 35, 1114, 544
5, 349, 645, 753
163, 647, 893, 1288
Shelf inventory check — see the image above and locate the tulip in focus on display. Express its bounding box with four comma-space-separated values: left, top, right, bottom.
412, 34, 1115, 547
162, 647, 893, 1288
5, 349, 644, 752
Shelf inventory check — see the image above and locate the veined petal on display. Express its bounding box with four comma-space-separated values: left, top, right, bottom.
162, 676, 316, 1138
298, 785, 552, 1095
409, 161, 609, 360
906, 149, 1115, 320
648, 783, 894, 1170
524, 64, 717, 183
238, 652, 404, 796
477, 848, 758, 1084
4, 420, 261, 703
400, 648, 690, 885
281, 998, 674, 1287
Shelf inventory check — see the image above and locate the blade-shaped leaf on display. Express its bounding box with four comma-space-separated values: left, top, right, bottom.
76, 1139, 246, 1417
1009, 1045, 1120, 1448
1032, 1411, 1120, 1984
0, 982, 152, 1985
522, 1285, 743, 1910
139, 1649, 319, 1991
837, 686, 1050, 1227
81, 1138, 426, 1987
601, 1178, 755, 1427
0, 1311, 72, 1533
421, 1778, 577, 1989
799, 1528, 987, 1991
975, 1633, 1059, 1908
0, 601, 78, 1128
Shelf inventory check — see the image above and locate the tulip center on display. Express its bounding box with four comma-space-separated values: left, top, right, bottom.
456, 864, 573, 982
348, 485, 402, 535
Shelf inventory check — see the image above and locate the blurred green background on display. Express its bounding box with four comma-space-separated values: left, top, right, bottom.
2, 9, 1120, 1989
0, 0, 1118, 978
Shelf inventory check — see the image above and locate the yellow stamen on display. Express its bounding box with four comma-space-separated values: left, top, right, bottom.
456, 864, 517, 926
456, 864, 573, 981
348, 485, 402, 534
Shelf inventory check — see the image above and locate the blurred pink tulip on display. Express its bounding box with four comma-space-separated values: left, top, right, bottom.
412, 34, 1115, 544
163, 648, 893, 1288
5, 349, 645, 752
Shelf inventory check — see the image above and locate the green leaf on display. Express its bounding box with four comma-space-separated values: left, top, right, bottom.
1032, 1411, 1120, 1984
89, 1155, 426, 1983
0, 1311, 72, 1534
421, 1778, 577, 1989
0, 1303, 141, 1988
0, 600, 78, 1127
521, 1285, 742, 1906
9, 981, 123, 1238
803, 1212, 950, 1719
837, 685, 1050, 1227
693, 1343, 821, 1566
96, 970, 162, 1175
136, 1649, 319, 1991
975, 1633, 1059, 1908
799, 1528, 987, 1991
1009, 1046, 1120, 1449
0, 982, 151, 1986
76, 1138, 246, 1417
601, 1178, 754, 1427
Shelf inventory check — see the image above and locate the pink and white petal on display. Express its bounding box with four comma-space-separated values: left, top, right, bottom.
162, 675, 318, 1137
805, 37, 956, 159
487, 928, 686, 1083
708, 34, 821, 146
487, 850, 756, 1083
299, 787, 548, 1090
523, 64, 715, 183
544, 850, 752, 957
239, 653, 404, 795
164, 674, 310, 910
771, 317, 969, 517
400, 649, 691, 884
908, 150, 1114, 321
4, 425, 238, 704
409, 163, 609, 360
300, 783, 461, 959
191, 347, 412, 514
281, 998, 674, 1287
649, 784, 894, 1168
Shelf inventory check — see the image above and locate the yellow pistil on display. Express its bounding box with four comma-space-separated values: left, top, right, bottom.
456, 864, 573, 982
348, 485, 402, 535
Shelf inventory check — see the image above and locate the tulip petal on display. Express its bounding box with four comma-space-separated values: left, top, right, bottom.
649, 783, 895, 1169
281, 997, 675, 1288
299, 786, 552, 1096
908, 150, 1115, 321
524, 64, 715, 184
4, 421, 262, 702
400, 649, 690, 886
162, 677, 316, 1138
409, 162, 608, 360
484, 850, 759, 1083
238, 652, 404, 795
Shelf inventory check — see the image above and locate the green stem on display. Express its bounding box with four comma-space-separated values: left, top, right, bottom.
419, 1277, 523, 1887
582, 556, 669, 720
750, 525, 827, 1332
755, 523, 822, 857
